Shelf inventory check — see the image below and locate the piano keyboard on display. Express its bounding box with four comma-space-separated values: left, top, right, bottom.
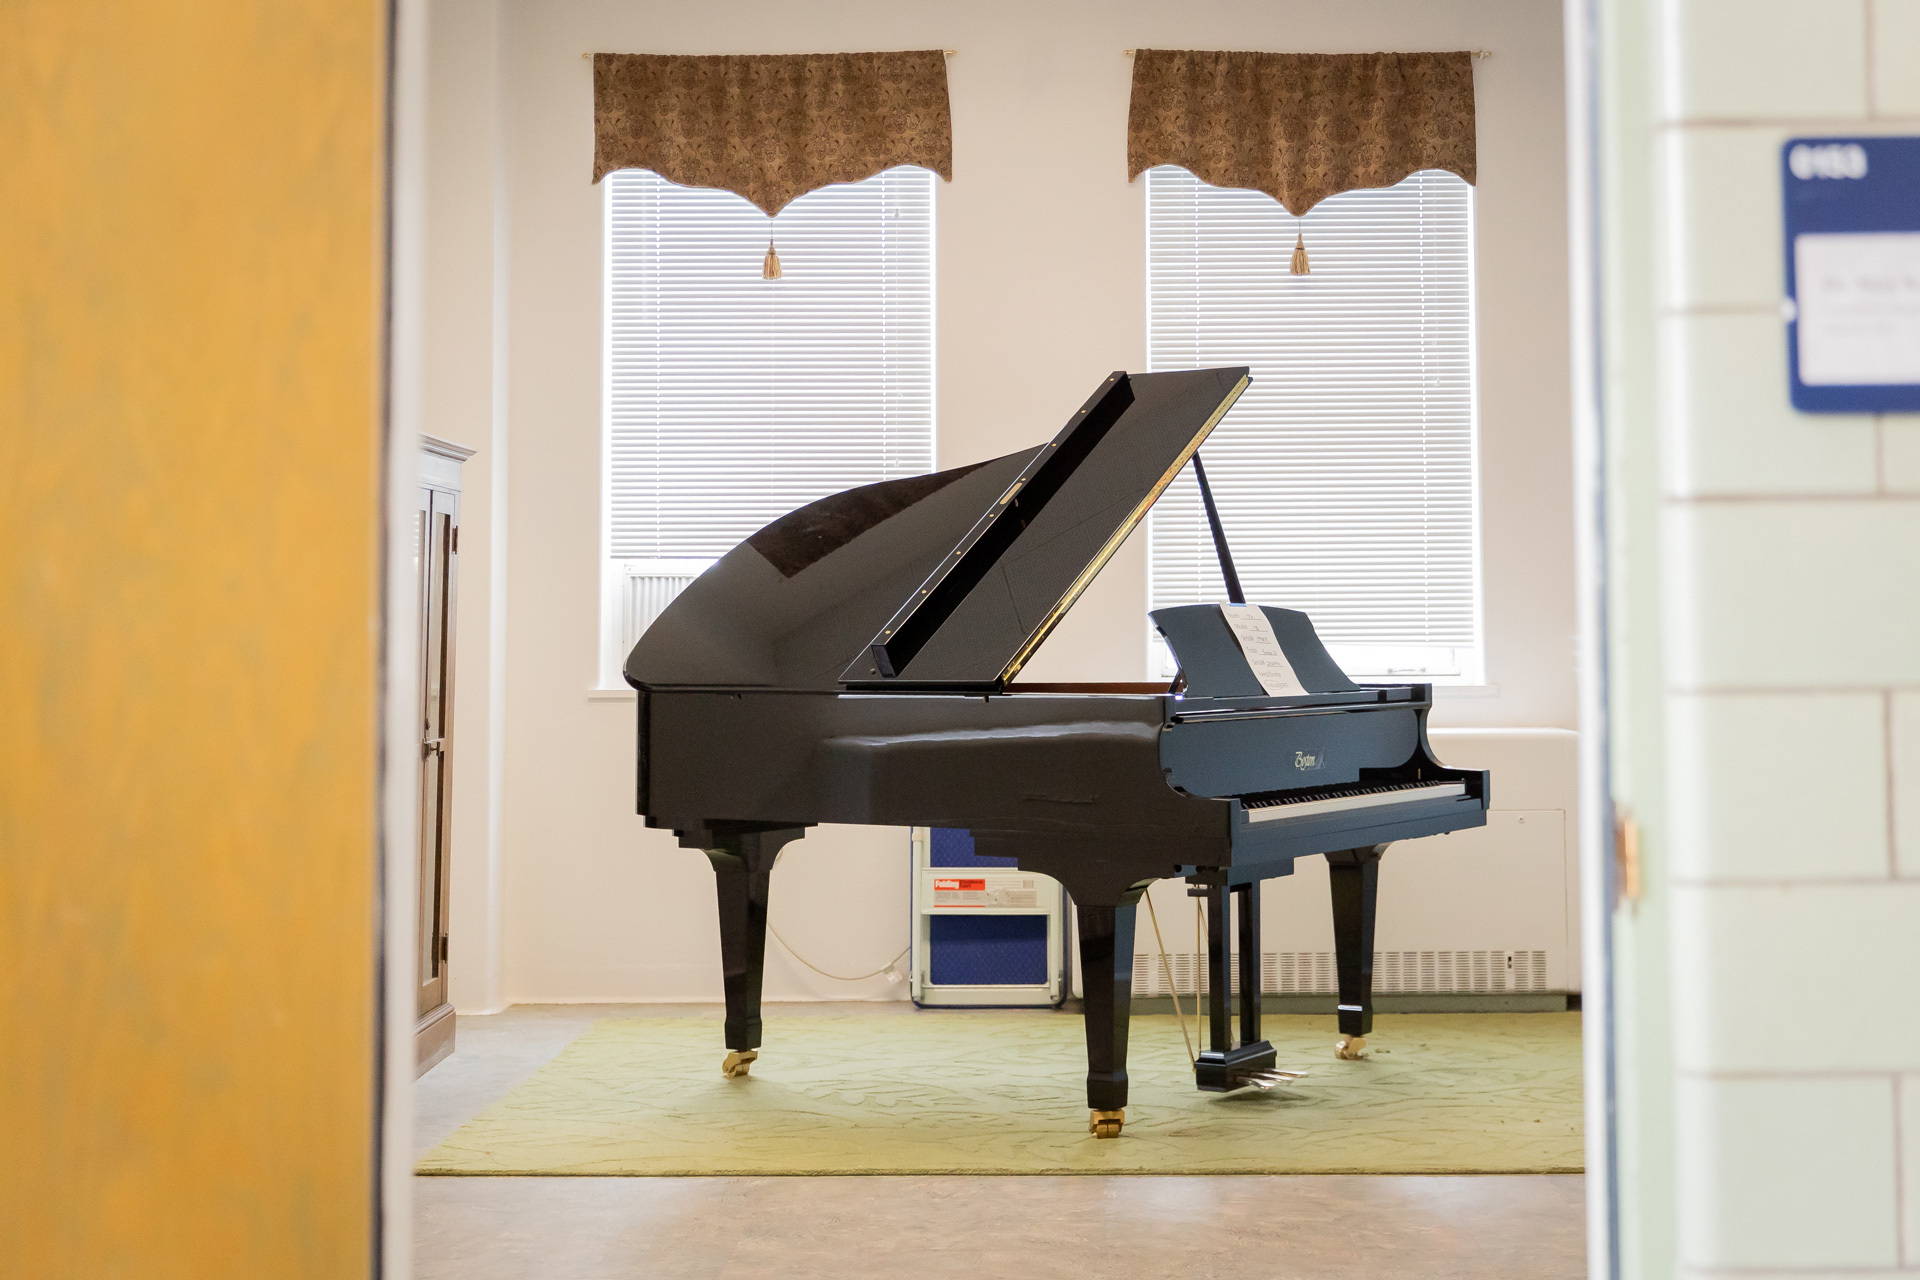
1243, 780, 1466, 824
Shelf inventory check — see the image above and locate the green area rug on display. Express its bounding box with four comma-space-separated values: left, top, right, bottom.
417, 1011, 1582, 1176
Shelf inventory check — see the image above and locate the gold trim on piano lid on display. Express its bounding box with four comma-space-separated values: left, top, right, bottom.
994, 372, 1252, 686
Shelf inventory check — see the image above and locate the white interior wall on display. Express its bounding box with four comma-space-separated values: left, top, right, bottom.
425, 0, 509, 1014
423, 0, 1576, 1005
1602, 2, 1920, 1275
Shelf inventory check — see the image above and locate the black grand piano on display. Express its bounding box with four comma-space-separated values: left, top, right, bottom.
625, 368, 1489, 1137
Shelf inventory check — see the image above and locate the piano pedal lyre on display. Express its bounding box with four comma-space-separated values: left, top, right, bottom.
1089, 1108, 1125, 1139
721, 1048, 758, 1078
1334, 1036, 1368, 1061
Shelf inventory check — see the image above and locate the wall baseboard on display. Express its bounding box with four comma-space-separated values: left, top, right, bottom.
1119, 992, 1575, 1015
499, 993, 912, 1007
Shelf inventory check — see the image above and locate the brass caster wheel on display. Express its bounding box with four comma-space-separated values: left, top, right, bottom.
1335, 1035, 1368, 1061
721, 1049, 758, 1078
1089, 1109, 1125, 1139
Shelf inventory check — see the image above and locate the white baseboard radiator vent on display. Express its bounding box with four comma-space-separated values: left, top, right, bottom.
1131, 949, 1551, 997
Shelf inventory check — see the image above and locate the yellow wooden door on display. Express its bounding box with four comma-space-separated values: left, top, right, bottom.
1, 2, 388, 1276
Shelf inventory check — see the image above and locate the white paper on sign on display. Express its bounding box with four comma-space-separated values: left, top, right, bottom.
1218, 603, 1308, 697
1795, 232, 1920, 386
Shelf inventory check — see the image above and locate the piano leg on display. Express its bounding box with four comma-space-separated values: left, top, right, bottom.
1327, 845, 1385, 1060
703, 827, 804, 1078
1204, 883, 1232, 1056
1075, 896, 1140, 1138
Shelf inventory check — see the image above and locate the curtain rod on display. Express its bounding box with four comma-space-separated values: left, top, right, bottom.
582, 50, 959, 59
1123, 48, 1492, 57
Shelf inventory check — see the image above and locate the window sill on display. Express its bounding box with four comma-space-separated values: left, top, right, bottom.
1433, 683, 1500, 699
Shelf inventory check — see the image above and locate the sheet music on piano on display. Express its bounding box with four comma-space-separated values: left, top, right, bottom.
1218, 603, 1307, 697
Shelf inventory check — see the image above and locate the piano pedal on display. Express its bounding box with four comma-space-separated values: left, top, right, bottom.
721, 1048, 758, 1078
1335, 1036, 1369, 1061
1232, 1068, 1307, 1091
1089, 1108, 1125, 1139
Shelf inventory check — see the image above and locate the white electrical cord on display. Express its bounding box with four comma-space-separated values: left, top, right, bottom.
767, 919, 909, 983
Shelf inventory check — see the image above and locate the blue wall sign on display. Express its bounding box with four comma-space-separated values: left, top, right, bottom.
1782, 136, 1920, 413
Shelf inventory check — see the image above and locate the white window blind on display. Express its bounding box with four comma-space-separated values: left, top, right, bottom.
605, 165, 936, 562
601, 166, 936, 674
1146, 165, 1481, 680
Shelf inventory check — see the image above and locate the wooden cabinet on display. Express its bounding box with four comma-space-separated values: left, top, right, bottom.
416, 436, 472, 1074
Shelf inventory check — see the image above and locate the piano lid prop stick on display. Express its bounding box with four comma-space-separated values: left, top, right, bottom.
1191, 452, 1244, 605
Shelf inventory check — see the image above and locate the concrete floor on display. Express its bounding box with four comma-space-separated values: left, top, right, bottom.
414, 1005, 1587, 1280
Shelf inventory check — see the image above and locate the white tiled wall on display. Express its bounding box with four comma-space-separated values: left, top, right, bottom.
1875, 2, 1920, 118
1661, 313, 1877, 495
1666, 694, 1887, 881
1677, 1075, 1900, 1269
1651, 3, 1920, 1273
1887, 413, 1920, 489
1667, 0, 1868, 120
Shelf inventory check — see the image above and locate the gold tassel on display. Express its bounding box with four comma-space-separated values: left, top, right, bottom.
762, 240, 783, 280
1290, 231, 1310, 275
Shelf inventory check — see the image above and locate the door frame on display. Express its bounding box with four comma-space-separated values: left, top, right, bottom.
367, 5, 1630, 1276
378, 0, 431, 1275
1563, 0, 1622, 1275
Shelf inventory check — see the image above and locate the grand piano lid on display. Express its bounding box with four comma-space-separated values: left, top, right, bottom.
624, 448, 1040, 691
842, 366, 1250, 689
624, 366, 1248, 694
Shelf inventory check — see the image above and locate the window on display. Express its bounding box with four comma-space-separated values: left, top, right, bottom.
600, 166, 936, 681
1146, 165, 1481, 682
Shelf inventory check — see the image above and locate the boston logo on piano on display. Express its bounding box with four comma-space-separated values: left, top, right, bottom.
624, 367, 1490, 1139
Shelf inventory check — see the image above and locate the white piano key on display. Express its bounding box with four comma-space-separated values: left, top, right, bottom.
1244, 782, 1466, 825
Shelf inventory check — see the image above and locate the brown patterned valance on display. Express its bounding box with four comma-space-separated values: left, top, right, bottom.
592, 51, 953, 216
1127, 50, 1476, 217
